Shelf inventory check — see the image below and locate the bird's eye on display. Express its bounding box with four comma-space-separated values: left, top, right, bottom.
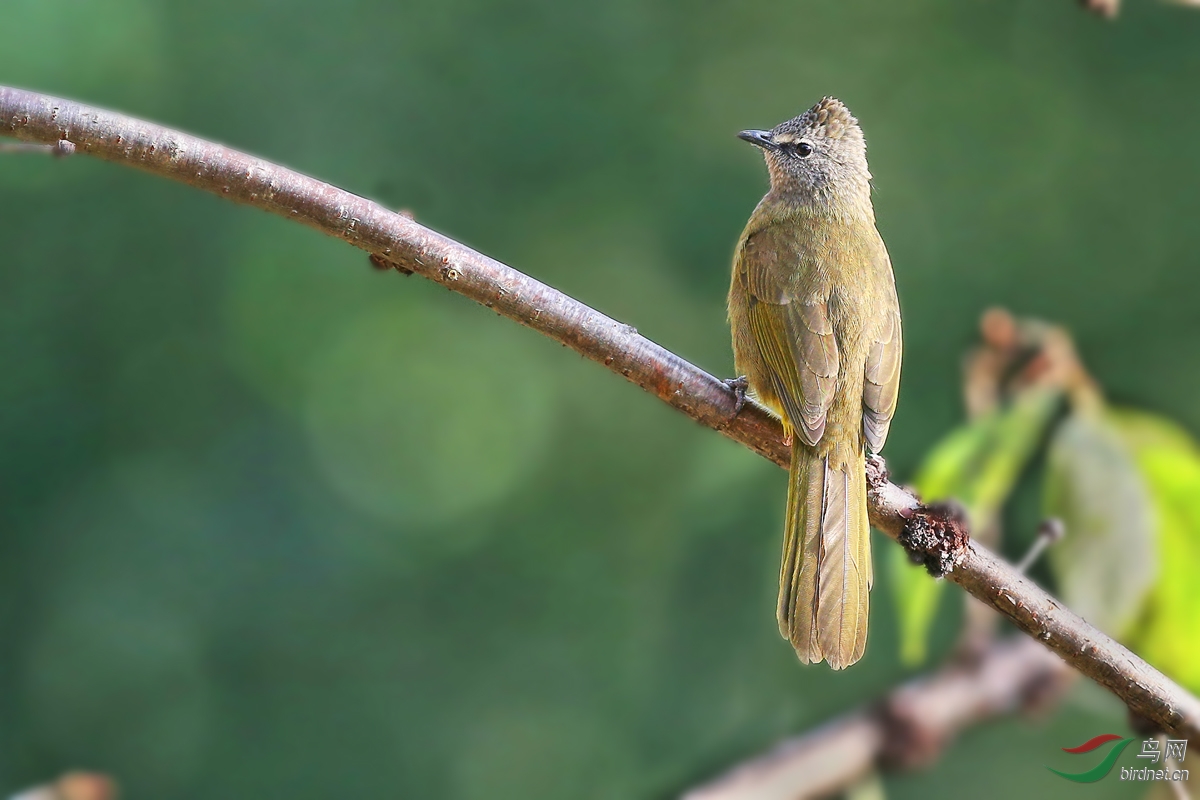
795, 142, 813, 158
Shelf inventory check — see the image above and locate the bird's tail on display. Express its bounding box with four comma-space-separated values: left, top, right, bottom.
777, 442, 872, 669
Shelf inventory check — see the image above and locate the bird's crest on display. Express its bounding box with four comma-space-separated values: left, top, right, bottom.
793, 97, 859, 141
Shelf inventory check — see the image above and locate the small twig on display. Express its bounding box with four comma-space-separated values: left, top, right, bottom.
3, 85, 1199, 743
0, 140, 47, 153
1015, 518, 1065, 573
1082, 0, 1200, 15
0, 139, 74, 157
1156, 733, 1193, 800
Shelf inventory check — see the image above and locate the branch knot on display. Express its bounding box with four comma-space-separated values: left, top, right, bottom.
899, 501, 970, 578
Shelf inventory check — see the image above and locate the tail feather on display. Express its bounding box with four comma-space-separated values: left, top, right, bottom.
778, 445, 871, 669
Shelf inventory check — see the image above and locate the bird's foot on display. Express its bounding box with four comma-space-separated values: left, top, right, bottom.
724, 376, 749, 414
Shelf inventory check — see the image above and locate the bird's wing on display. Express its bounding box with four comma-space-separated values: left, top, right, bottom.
862, 256, 902, 453
739, 226, 839, 447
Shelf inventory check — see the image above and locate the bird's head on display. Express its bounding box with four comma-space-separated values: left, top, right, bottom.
739, 97, 872, 210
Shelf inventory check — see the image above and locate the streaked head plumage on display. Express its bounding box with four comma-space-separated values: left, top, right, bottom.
777, 97, 861, 144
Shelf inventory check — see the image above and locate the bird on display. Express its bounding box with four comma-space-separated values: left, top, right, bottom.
727, 97, 902, 669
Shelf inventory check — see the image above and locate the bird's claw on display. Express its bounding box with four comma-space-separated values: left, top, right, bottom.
724, 376, 749, 414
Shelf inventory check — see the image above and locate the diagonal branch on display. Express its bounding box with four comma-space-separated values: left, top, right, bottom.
3, 85, 1198, 743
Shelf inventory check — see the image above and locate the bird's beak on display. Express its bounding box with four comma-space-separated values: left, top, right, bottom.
737, 129, 777, 151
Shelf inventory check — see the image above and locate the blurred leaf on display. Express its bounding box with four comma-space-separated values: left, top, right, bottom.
1111, 409, 1200, 693
1045, 405, 1157, 638
893, 389, 1059, 665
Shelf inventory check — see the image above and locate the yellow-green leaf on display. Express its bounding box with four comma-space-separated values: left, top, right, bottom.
1045, 407, 1157, 638
1111, 409, 1200, 693
893, 388, 1059, 665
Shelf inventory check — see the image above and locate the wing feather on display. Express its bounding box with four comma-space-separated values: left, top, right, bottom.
862, 274, 902, 453
740, 228, 839, 447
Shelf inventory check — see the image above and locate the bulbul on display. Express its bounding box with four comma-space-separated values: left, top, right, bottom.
728, 97, 902, 669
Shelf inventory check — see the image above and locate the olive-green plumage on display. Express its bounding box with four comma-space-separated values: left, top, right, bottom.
728, 98, 901, 669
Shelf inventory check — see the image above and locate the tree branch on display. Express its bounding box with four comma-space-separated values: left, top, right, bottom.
3, 85, 1198, 742
684, 636, 1073, 799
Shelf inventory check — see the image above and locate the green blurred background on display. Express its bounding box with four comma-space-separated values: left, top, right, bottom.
3, 1, 1200, 797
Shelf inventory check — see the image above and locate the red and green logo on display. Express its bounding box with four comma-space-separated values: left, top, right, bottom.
1047, 734, 1135, 783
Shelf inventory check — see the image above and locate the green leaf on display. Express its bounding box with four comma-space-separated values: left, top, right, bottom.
1044, 406, 1157, 638
1111, 409, 1200, 693
892, 388, 1059, 665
